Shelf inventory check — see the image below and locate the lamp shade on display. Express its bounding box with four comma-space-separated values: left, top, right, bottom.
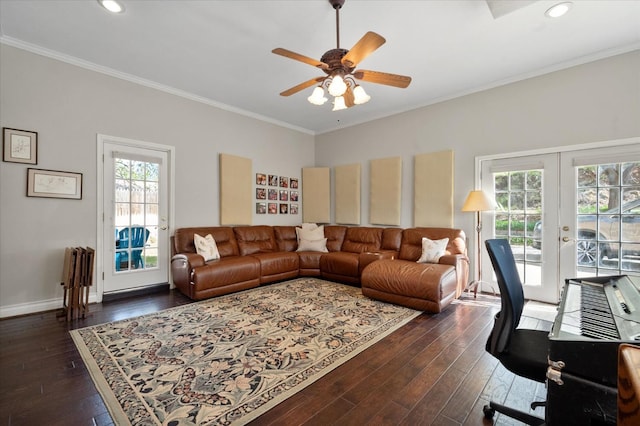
462, 190, 494, 212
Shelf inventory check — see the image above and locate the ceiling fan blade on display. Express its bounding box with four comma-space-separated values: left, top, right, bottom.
353, 70, 412, 88
279, 77, 326, 97
272, 48, 328, 70
341, 32, 386, 68
344, 85, 355, 108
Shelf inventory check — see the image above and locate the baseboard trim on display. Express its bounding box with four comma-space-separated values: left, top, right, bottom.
0, 293, 99, 319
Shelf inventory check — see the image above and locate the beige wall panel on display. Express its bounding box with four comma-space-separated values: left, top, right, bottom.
335, 163, 361, 225
302, 167, 330, 223
370, 157, 402, 225
220, 153, 252, 225
414, 150, 454, 227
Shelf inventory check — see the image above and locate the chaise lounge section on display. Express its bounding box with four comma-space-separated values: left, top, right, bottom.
171, 225, 468, 313
361, 228, 469, 313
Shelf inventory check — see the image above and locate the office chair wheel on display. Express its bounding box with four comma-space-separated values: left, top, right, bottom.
483, 404, 495, 419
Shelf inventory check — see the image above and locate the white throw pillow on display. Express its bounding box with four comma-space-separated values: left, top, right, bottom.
194, 233, 220, 261
416, 237, 449, 264
300, 222, 319, 230
296, 225, 325, 242
296, 238, 328, 252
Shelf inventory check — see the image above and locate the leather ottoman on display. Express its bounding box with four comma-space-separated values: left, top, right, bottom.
361, 258, 457, 313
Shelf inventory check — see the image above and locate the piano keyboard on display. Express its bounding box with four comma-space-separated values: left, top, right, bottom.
559, 281, 620, 339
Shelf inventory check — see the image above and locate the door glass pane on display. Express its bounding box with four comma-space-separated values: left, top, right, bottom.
576, 162, 640, 276
114, 156, 160, 273
493, 170, 543, 285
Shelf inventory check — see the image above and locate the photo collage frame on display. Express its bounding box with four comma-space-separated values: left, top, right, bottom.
255, 173, 298, 215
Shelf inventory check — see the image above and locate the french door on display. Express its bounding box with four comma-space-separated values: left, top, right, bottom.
481, 154, 559, 303
98, 135, 171, 295
559, 145, 640, 283
480, 142, 640, 303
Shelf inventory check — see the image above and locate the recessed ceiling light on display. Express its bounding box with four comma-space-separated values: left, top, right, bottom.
545, 2, 573, 18
98, 0, 125, 14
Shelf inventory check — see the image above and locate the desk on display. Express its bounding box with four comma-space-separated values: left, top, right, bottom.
619, 343, 640, 425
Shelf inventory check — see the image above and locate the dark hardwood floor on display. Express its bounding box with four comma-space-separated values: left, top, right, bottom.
0, 287, 551, 426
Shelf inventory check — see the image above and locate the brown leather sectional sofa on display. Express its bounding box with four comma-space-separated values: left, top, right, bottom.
171, 225, 469, 313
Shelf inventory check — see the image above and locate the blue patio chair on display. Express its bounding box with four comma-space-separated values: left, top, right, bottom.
115, 226, 150, 271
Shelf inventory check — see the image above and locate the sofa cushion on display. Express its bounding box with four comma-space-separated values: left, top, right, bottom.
193, 233, 220, 261
399, 228, 466, 261
234, 226, 277, 255
381, 228, 403, 251
192, 256, 260, 292
174, 227, 239, 258
416, 237, 449, 264
250, 251, 299, 280
324, 226, 348, 252
340, 227, 383, 253
297, 238, 328, 252
273, 226, 297, 252
320, 252, 360, 278
296, 225, 324, 242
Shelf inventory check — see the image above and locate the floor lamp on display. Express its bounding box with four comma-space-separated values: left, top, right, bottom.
462, 190, 495, 298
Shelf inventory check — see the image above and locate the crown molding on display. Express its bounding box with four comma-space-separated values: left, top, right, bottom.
0, 36, 315, 136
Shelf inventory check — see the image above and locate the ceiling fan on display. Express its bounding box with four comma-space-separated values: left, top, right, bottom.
272, 0, 411, 111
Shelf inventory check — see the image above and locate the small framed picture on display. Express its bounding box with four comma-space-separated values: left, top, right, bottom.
268, 174, 278, 186
256, 202, 266, 214
268, 203, 278, 214
27, 168, 83, 199
279, 203, 289, 214
268, 189, 278, 200
279, 176, 288, 188
256, 173, 266, 185
279, 190, 288, 201
290, 204, 299, 215
3, 127, 37, 164
256, 188, 266, 199
290, 178, 299, 189
290, 190, 299, 202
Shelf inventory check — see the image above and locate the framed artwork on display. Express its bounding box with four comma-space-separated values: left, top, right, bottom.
279, 190, 288, 201
279, 203, 289, 214
279, 176, 288, 188
3, 127, 37, 164
256, 188, 266, 199
290, 204, 299, 215
268, 189, 278, 200
290, 178, 299, 189
268, 203, 277, 214
256, 202, 266, 214
290, 190, 299, 201
27, 168, 83, 199
256, 173, 266, 185
268, 174, 278, 186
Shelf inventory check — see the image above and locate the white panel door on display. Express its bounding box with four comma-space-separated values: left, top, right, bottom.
101, 138, 170, 294
481, 154, 560, 303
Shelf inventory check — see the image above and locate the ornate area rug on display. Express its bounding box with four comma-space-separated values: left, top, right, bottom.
71, 278, 421, 425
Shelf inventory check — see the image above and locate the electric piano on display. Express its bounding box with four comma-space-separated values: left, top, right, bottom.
547, 275, 640, 424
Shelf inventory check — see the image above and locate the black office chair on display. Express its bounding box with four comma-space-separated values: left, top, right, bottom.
483, 239, 550, 425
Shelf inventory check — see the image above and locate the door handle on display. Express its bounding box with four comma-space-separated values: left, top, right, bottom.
160, 226, 168, 230
562, 236, 572, 242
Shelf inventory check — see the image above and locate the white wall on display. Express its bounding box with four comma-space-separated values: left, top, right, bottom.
0, 45, 314, 315
1, 44, 638, 317
315, 50, 640, 236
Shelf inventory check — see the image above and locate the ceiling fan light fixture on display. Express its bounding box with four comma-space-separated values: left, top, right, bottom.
307, 86, 328, 105
353, 85, 371, 105
98, 0, 125, 13
545, 2, 572, 18
332, 96, 347, 111
328, 74, 347, 97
